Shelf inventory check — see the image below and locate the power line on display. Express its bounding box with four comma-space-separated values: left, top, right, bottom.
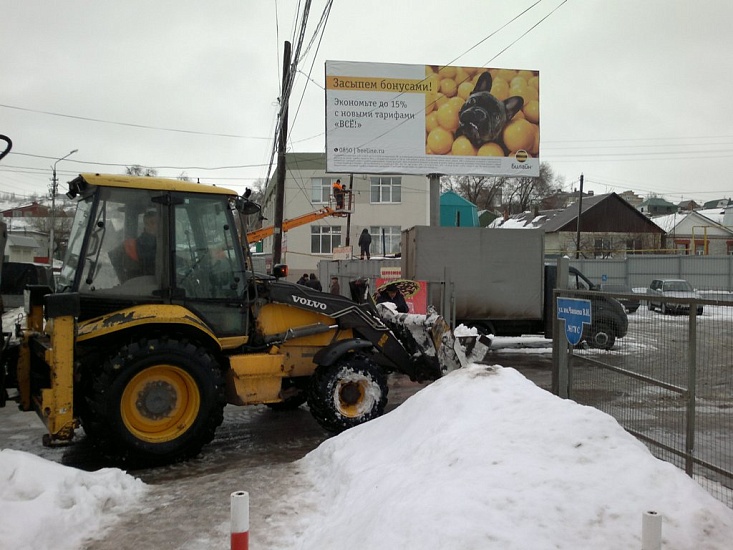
0, 103, 272, 140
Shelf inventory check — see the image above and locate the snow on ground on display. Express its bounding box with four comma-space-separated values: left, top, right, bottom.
0, 450, 147, 549
2, 307, 733, 548
261, 364, 733, 549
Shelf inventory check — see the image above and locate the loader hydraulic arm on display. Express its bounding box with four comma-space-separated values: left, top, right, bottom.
247, 206, 337, 243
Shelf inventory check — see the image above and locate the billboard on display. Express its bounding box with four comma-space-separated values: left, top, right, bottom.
325, 60, 539, 177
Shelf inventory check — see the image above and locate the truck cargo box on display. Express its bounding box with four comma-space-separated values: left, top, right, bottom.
402, 227, 544, 321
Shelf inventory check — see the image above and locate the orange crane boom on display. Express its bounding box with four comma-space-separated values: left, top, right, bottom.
246, 206, 337, 243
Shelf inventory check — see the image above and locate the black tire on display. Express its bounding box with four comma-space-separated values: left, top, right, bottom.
266, 377, 308, 411
307, 354, 388, 433
648, 302, 654, 311
85, 337, 225, 464
584, 321, 616, 350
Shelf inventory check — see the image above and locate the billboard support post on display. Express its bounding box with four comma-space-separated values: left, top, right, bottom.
429, 173, 441, 227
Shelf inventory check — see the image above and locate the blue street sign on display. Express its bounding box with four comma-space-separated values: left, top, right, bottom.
557, 297, 592, 345
601, 274, 608, 282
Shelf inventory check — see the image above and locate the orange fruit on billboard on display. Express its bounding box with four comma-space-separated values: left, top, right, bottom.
451, 136, 477, 156
436, 103, 460, 132
425, 112, 439, 133
427, 127, 453, 155
502, 119, 535, 152
523, 100, 540, 124
477, 143, 504, 157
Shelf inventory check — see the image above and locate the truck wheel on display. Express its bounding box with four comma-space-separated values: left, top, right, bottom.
308, 354, 387, 433
87, 338, 225, 463
585, 321, 616, 350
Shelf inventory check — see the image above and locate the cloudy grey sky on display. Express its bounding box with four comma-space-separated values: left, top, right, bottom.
1, 0, 731, 204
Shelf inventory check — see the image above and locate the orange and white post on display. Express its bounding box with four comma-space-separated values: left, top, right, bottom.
230, 491, 249, 550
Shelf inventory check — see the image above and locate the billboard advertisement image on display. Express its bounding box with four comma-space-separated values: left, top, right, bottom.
325, 60, 539, 177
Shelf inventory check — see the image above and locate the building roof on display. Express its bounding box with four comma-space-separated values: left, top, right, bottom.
639, 197, 676, 208
490, 193, 664, 234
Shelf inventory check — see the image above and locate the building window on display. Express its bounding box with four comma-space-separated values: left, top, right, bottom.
694, 242, 706, 255
311, 225, 341, 254
369, 226, 401, 255
625, 238, 642, 255
674, 241, 689, 255
370, 177, 401, 204
593, 238, 611, 258
311, 178, 334, 204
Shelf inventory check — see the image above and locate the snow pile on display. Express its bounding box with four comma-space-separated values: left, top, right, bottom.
276, 365, 733, 549
0, 449, 147, 549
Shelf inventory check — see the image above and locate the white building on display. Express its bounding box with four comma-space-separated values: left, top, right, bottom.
259, 153, 431, 279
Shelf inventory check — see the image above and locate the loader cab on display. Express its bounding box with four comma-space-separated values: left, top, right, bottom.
58, 174, 252, 336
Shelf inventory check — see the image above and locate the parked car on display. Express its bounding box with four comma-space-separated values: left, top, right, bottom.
598, 283, 640, 313
648, 279, 703, 315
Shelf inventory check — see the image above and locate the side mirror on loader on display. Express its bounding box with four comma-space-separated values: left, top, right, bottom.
272, 264, 288, 279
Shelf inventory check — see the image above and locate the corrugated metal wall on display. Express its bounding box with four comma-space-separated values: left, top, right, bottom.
318, 255, 733, 297
569, 255, 733, 291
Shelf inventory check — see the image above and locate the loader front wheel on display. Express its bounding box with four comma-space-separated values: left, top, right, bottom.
87, 338, 225, 464
308, 354, 387, 433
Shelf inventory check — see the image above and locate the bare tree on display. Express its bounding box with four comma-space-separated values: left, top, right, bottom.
440, 175, 506, 210
248, 179, 266, 205
501, 162, 559, 214
440, 163, 561, 214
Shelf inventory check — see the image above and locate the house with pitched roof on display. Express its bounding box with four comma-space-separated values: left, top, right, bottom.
490, 193, 664, 257
637, 197, 677, 216
652, 210, 733, 255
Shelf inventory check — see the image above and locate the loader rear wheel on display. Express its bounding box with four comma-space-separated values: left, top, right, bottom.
86, 338, 225, 464
308, 354, 387, 433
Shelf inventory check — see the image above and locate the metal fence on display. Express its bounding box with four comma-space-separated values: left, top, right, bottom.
554, 287, 733, 508
568, 255, 733, 292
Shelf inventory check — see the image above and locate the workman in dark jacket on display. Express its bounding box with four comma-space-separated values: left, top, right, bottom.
306, 273, 322, 291
376, 283, 409, 313
358, 228, 372, 260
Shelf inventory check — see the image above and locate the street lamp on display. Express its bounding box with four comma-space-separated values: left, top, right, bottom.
49, 149, 78, 264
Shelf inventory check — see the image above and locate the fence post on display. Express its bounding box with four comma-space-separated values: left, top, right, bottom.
685, 307, 698, 476
552, 257, 571, 397
231, 491, 249, 550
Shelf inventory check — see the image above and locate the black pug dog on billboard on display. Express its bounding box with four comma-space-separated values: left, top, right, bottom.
456, 72, 524, 149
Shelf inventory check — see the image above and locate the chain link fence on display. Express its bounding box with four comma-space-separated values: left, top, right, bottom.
554, 287, 733, 508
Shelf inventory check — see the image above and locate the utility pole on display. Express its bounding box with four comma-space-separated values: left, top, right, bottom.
345, 173, 354, 247
575, 173, 584, 259
272, 40, 291, 266
50, 149, 78, 264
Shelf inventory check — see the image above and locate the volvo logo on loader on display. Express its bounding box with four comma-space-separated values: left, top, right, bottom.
292, 295, 328, 310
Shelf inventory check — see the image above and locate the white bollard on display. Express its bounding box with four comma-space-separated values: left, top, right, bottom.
231, 491, 249, 550
641, 510, 662, 550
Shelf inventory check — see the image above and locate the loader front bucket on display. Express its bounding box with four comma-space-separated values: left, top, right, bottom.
376, 304, 491, 376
